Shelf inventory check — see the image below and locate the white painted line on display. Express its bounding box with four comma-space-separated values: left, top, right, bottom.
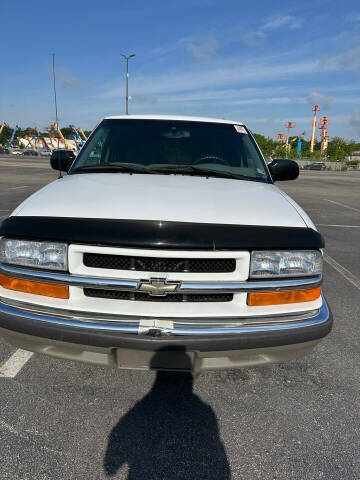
7, 185, 29, 190
324, 253, 360, 290
317, 224, 360, 228
0, 418, 67, 456
324, 199, 360, 213
0, 349, 34, 378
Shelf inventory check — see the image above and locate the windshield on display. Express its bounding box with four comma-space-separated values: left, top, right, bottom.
70, 119, 270, 182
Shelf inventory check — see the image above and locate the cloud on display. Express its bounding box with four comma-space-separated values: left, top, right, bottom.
350, 108, 360, 134
132, 94, 158, 105
241, 14, 303, 46
339, 46, 360, 70
57, 67, 82, 88
346, 14, 360, 23
102, 58, 319, 99
187, 37, 219, 60
242, 31, 266, 47
307, 92, 334, 109
150, 37, 192, 57
261, 15, 303, 31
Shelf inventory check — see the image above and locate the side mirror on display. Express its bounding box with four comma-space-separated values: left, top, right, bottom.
50, 149, 76, 172
268, 158, 299, 181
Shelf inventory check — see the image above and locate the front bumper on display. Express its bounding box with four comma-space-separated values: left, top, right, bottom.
0, 296, 332, 371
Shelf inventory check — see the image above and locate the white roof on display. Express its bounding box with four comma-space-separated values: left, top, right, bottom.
104, 114, 244, 125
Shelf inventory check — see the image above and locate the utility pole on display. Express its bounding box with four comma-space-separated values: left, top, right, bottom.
52, 53, 60, 151
120, 53, 136, 114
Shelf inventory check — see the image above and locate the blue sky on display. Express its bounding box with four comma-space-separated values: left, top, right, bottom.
1, 0, 360, 139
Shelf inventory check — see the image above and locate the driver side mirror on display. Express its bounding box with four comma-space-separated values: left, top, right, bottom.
50, 149, 76, 172
268, 158, 299, 181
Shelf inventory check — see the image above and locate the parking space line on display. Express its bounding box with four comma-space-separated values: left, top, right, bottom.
324, 253, 360, 290
0, 349, 34, 378
7, 185, 29, 190
0, 418, 68, 456
318, 224, 360, 228
324, 199, 360, 213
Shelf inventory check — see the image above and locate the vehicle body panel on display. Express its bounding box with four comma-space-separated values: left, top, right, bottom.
12, 173, 308, 228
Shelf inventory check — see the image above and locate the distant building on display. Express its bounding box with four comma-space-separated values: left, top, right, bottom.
347, 150, 360, 161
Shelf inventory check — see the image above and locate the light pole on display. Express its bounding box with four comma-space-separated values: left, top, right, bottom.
120, 53, 136, 115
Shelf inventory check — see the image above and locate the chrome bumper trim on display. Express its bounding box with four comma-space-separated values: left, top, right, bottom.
0, 295, 330, 337
0, 262, 322, 294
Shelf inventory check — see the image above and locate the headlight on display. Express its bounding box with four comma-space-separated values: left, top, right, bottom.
0, 238, 68, 271
250, 250, 322, 278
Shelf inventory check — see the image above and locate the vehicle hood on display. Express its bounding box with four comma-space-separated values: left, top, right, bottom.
12, 173, 310, 228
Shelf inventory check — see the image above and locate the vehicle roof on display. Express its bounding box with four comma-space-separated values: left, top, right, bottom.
104, 114, 244, 125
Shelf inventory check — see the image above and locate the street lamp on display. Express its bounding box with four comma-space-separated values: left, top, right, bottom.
120, 53, 136, 115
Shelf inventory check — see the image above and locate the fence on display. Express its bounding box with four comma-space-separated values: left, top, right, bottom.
294, 159, 360, 171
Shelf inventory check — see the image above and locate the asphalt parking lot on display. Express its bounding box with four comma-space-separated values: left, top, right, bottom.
0, 156, 359, 479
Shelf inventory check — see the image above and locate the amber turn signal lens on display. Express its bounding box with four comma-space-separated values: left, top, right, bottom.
247, 286, 321, 306
0, 274, 69, 299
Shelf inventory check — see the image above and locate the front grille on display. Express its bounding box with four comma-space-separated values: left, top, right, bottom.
83, 253, 235, 273
84, 288, 233, 303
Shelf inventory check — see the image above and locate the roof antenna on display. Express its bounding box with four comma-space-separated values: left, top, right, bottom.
52, 53, 62, 179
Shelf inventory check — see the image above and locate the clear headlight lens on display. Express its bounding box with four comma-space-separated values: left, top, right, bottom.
250, 250, 322, 278
0, 238, 68, 271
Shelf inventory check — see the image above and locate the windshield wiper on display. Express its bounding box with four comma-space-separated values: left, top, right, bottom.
147, 165, 263, 182
72, 163, 151, 174
72, 163, 266, 182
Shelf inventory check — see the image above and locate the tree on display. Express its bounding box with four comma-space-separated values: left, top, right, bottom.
271, 143, 289, 158
253, 133, 276, 158
327, 137, 349, 161
0, 125, 12, 146
60, 127, 74, 139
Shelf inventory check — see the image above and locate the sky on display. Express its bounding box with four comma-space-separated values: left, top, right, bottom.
1, 0, 360, 139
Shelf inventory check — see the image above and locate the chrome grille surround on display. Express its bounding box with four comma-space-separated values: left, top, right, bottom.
0, 262, 322, 294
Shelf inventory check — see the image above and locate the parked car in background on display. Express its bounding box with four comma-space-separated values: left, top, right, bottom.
0, 148, 10, 155
0, 115, 332, 373
9, 149, 23, 155
303, 162, 326, 171
22, 149, 39, 156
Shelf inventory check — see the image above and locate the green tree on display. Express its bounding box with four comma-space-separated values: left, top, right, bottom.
253, 133, 276, 158
271, 143, 289, 158
327, 137, 349, 161
60, 127, 74, 139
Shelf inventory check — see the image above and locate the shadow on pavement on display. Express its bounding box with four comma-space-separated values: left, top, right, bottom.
103, 350, 230, 479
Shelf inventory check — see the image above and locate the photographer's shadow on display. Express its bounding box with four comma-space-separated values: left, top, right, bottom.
103, 350, 230, 479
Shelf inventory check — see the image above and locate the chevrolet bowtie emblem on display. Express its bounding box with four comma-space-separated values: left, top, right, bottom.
139, 278, 179, 296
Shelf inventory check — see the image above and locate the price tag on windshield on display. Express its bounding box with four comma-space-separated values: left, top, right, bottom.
234, 125, 247, 134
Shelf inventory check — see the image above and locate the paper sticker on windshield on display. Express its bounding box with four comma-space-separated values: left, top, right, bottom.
234, 125, 247, 134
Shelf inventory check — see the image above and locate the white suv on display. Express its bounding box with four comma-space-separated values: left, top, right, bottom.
0, 115, 332, 372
